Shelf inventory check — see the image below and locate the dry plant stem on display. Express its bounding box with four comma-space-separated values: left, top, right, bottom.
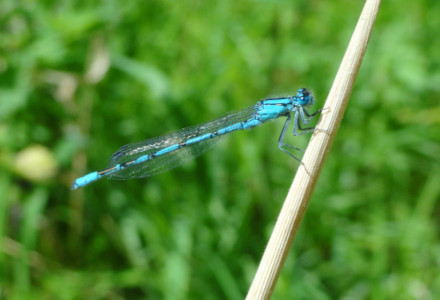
246, 0, 382, 299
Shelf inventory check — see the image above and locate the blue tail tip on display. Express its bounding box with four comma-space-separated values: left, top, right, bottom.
71, 171, 99, 190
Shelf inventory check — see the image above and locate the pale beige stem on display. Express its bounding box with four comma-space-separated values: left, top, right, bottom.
246, 0, 382, 299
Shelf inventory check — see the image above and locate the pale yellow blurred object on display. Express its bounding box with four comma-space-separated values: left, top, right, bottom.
14, 145, 58, 181
84, 36, 110, 84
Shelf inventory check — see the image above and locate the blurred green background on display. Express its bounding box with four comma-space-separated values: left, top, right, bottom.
1, 0, 440, 299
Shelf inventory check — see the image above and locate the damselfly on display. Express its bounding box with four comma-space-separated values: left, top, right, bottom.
72, 88, 322, 189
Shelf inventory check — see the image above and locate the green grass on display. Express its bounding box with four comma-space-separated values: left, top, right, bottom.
1, 0, 440, 299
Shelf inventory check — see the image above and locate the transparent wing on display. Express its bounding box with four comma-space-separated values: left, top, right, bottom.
107, 105, 258, 179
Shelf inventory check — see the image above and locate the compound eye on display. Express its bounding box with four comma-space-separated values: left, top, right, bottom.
297, 88, 310, 98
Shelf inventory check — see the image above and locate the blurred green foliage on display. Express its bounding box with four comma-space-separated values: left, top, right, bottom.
1, 0, 440, 299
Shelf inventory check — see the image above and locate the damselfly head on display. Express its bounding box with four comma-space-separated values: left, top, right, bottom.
296, 88, 314, 106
